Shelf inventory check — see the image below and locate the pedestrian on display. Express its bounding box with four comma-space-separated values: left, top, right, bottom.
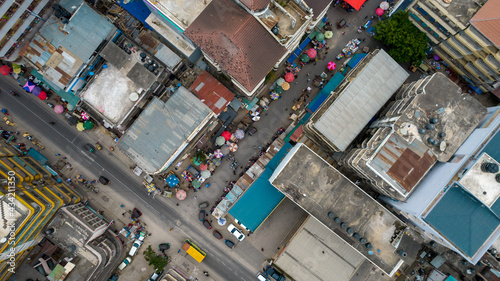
347, 24, 350, 27
325, 52, 328, 55
307, 72, 310, 76
194, 196, 197, 199
342, 31, 346, 35
307, 78, 311, 82
170, 228, 173, 231
55, 153, 60, 156
62, 157, 67, 159
122, 212, 126, 216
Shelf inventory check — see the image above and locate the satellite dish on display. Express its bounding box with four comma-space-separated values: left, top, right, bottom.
130, 92, 139, 101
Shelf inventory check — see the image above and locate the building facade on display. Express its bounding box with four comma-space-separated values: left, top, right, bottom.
408, 0, 500, 93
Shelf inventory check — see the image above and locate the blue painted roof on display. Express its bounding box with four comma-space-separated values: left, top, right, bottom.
482, 129, 500, 161
27, 148, 48, 165
118, 0, 151, 30
228, 169, 285, 231
424, 184, 500, 257
229, 143, 292, 231
347, 53, 368, 69
39, 3, 114, 61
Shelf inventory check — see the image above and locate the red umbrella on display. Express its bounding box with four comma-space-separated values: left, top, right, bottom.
327, 61, 336, 71
0, 65, 10, 75
221, 131, 232, 141
375, 8, 384, 16
307, 48, 317, 59
285, 72, 294, 82
38, 91, 47, 100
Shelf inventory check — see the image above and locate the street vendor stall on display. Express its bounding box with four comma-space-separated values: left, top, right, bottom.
342, 38, 361, 57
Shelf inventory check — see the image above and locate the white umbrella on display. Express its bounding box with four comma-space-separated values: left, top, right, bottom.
215, 136, 225, 146
229, 142, 238, 152
201, 170, 211, 179
252, 116, 260, 121
234, 129, 245, 139
380, 1, 389, 10
251, 111, 260, 117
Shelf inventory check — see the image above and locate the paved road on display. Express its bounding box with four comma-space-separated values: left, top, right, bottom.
0, 77, 261, 280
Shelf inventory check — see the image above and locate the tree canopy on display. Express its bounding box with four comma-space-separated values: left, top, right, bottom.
374, 11, 428, 64
143, 245, 168, 272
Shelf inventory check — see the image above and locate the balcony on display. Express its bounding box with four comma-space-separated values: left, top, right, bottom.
456, 32, 483, 52
485, 55, 500, 71
475, 59, 500, 81
467, 26, 493, 47
465, 62, 493, 84
449, 36, 473, 56
440, 41, 463, 59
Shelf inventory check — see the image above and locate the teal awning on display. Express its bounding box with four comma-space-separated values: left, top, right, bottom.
31, 70, 80, 108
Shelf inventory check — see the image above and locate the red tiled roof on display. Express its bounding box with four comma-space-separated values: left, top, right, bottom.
185, 0, 286, 93
290, 125, 304, 142
188, 71, 235, 115
470, 0, 500, 47
239, 0, 270, 11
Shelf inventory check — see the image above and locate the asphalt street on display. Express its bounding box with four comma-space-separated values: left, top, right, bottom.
0, 76, 260, 280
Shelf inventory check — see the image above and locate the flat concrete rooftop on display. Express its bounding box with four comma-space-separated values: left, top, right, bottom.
270, 144, 407, 275
145, 0, 211, 30
459, 153, 500, 207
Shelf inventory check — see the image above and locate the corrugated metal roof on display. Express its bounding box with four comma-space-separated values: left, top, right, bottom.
118, 88, 213, 173
39, 3, 114, 61
424, 184, 500, 258
370, 134, 436, 193
313, 49, 409, 151
188, 71, 235, 115
184, 0, 286, 92
470, 0, 500, 48
154, 44, 182, 71
239, 0, 270, 10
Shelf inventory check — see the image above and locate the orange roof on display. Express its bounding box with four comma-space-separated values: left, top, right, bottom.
470, 0, 500, 47
344, 0, 367, 10
188, 71, 235, 115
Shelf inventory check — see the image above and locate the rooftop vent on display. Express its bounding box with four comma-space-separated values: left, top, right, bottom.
334, 217, 341, 223
481, 163, 499, 173
418, 129, 426, 134
438, 132, 446, 138
328, 212, 334, 219
353, 233, 361, 239
426, 124, 435, 130
346, 227, 354, 235
340, 222, 348, 229
365, 243, 373, 249
496, 174, 500, 183
360, 237, 367, 244
430, 117, 439, 124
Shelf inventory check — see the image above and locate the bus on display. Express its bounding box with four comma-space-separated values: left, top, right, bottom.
182, 239, 206, 262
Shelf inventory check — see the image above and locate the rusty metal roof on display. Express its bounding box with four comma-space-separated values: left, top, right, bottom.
372, 134, 437, 193
188, 71, 235, 115
184, 0, 286, 93
239, 0, 270, 10
470, 0, 500, 48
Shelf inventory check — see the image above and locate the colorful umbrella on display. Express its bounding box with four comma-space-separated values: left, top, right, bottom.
193, 157, 202, 166
201, 170, 211, 179
301, 54, 310, 63
229, 142, 238, 152
192, 180, 201, 189
200, 163, 208, 171
380, 1, 389, 10
12, 64, 21, 74
281, 82, 290, 90
166, 174, 179, 187
325, 31, 333, 39
38, 91, 47, 100
32, 86, 41, 96
145, 182, 156, 193
54, 104, 64, 114
316, 33, 325, 41
23, 81, 35, 92
83, 120, 94, 130
307, 48, 317, 59
215, 136, 225, 146
221, 131, 232, 141
81, 111, 89, 120
213, 158, 222, 166
176, 189, 187, 200
327, 61, 336, 71
275, 86, 283, 94
214, 149, 223, 158
234, 129, 245, 139
375, 8, 384, 16
0, 65, 11, 75
270, 92, 280, 100
76, 123, 84, 131
276, 78, 285, 86
285, 72, 294, 82
434, 55, 440, 61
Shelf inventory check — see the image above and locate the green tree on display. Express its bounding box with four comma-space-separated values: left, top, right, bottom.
143, 245, 168, 272
374, 11, 428, 64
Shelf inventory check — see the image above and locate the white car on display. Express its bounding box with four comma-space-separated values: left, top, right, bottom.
227, 223, 245, 241
235, 219, 250, 232
118, 257, 132, 270
129, 239, 143, 256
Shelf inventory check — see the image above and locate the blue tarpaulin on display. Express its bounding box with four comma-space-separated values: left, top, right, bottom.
118, 0, 151, 30
28, 148, 48, 165
287, 37, 312, 64
307, 72, 345, 113
347, 53, 368, 69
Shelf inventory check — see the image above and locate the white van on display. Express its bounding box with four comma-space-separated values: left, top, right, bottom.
118, 257, 132, 270
257, 272, 269, 281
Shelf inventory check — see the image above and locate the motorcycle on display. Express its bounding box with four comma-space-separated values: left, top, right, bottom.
95, 142, 102, 150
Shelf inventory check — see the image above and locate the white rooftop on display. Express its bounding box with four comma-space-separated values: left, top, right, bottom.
459, 153, 500, 207
313, 49, 409, 151
145, 0, 211, 30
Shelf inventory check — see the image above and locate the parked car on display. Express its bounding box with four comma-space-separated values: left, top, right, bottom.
337, 19, 346, 29
225, 240, 235, 249
159, 243, 170, 252
83, 143, 95, 153
149, 270, 163, 281
227, 223, 245, 241
137, 231, 146, 241
129, 239, 143, 256
213, 230, 223, 240
109, 274, 119, 281
257, 272, 270, 281
203, 220, 212, 229
99, 176, 110, 185
132, 208, 142, 219
118, 257, 132, 270
198, 201, 209, 208
199, 210, 206, 221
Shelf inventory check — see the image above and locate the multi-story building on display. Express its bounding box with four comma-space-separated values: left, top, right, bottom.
144, 0, 332, 97
0, 143, 79, 280
342, 73, 487, 201
408, 0, 500, 94
0, 0, 51, 60
383, 104, 500, 264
